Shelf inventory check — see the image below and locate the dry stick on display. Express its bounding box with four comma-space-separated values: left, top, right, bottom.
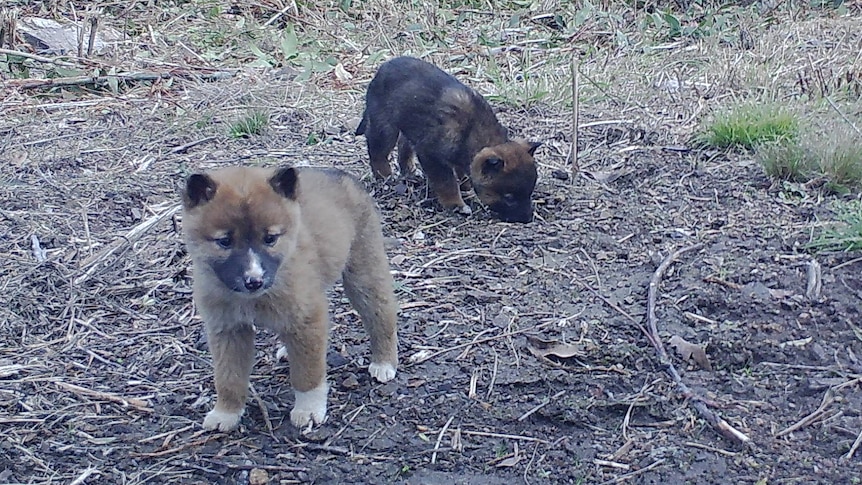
75, 204, 181, 286
169, 136, 217, 154
825, 95, 862, 138
647, 244, 751, 445
572, 279, 658, 349
324, 404, 366, 447
842, 428, 862, 462
3, 70, 236, 90
598, 458, 666, 485
410, 322, 550, 364
776, 388, 835, 437
570, 53, 580, 178
249, 385, 273, 435
133, 434, 224, 458
0, 48, 79, 67
86, 14, 99, 58
460, 429, 549, 444
201, 459, 309, 473
55, 381, 153, 413
431, 415, 455, 464
517, 390, 566, 422
69, 467, 99, 485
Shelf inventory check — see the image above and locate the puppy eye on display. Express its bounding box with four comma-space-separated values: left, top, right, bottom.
263, 233, 279, 246
214, 235, 232, 249
503, 193, 516, 202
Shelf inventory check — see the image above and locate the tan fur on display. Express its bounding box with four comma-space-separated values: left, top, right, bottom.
468, 139, 539, 208
183, 166, 398, 430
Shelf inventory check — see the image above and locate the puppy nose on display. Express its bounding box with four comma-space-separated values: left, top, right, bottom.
244, 277, 264, 291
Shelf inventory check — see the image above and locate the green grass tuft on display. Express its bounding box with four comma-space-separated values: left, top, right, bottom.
229, 110, 270, 138
808, 200, 862, 252
817, 128, 862, 189
757, 140, 813, 182
701, 103, 799, 150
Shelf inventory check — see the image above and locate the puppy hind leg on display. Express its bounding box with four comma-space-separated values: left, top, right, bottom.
281, 298, 330, 428
203, 324, 255, 431
343, 242, 398, 382
396, 135, 417, 176
420, 157, 471, 215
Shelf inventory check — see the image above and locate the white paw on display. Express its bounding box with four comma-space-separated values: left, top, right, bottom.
369, 362, 397, 383
290, 382, 328, 428
457, 204, 472, 216
276, 345, 289, 361
203, 408, 243, 431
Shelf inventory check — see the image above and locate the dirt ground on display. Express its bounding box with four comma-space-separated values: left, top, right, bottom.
3, 5, 862, 485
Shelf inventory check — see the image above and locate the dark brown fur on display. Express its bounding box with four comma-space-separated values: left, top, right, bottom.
182, 166, 398, 431
356, 56, 540, 223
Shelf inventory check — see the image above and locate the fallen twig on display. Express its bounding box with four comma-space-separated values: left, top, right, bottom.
776, 378, 861, 437
201, 459, 309, 473
69, 467, 99, 485
431, 415, 455, 464
408, 322, 550, 364
459, 429, 549, 444
598, 459, 666, 485
249, 384, 273, 435
570, 53, 580, 177
646, 244, 751, 445
170, 136, 217, 154
842, 427, 862, 463
825, 95, 862, 138
3, 70, 236, 90
0, 48, 79, 67
74, 203, 180, 286
133, 434, 224, 458
517, 390, 566, 422
55, 381, 153, 413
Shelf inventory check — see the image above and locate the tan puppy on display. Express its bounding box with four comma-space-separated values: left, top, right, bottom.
181, 166, 399, 430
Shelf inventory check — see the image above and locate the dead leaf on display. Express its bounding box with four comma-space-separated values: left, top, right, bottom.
768, 288, 794, 299
408, 349, 433, 364
334, 63, 353, 82
669, 335, 712, 371
581, 162, 633, 184
495, 442, 520, 467
407, 377, 426, 388
496, 454, 521, 467
526, 335, 592, 360
780, 337, 812, 348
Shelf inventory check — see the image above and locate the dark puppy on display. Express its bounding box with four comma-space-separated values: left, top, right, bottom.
356, 56, 540, 223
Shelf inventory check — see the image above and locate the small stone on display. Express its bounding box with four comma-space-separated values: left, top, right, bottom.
341, 373, 360, 390
249, 468, 268, 485
551, 169, 569, 180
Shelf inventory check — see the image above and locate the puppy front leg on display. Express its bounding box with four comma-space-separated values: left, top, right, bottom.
283, 301, 329, 428
203, 324, 255, 431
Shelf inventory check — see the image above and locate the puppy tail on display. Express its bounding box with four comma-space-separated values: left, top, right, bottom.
355, 111, 368, 136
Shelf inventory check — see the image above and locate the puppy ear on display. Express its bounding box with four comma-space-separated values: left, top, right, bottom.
269, 167, 299, 200
482, 157, 504, 174
527, 141, 542, 156
183, 173, 217, 209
